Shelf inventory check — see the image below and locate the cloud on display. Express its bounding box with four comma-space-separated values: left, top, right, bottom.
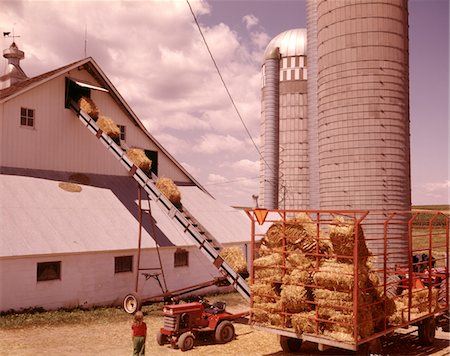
423, 180, 450, 192
0, 0, 267, 207
242, 14, 259, 29
225, 159, 260, 174
193, 134, 246, 154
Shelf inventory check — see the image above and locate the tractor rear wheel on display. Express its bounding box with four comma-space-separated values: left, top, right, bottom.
178, 332, 195, 351
280, 335, 302, 353
156, 331, 167, 346
123, 292, 141, 314
418, 317, 436, 346
215, 321, 235, 344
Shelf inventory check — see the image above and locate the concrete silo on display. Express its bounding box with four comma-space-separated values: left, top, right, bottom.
259, 29, 309, 210
312, 0, 411, 265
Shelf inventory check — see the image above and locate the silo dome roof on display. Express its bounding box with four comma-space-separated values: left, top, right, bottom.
264, 28, 307, 59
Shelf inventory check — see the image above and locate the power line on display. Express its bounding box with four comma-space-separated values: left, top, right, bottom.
203, 176, 259, 187
185, 0, 295, 202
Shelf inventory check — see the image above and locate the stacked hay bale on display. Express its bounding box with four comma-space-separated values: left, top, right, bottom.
220, 247, 248, 275
127, 148, 152, 172
252, 213, 331, 331
156, 177, 182, 209
389, 288, 439, 325
312, 217, 394, 342
78, 96, 99, 120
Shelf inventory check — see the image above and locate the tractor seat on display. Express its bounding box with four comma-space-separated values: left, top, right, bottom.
205, 301, 226, 314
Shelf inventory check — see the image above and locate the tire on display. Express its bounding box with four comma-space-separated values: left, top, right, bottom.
178, 332, 195, 351
123, 292, 141, 314
280, 335, 302, 353
215, 321, 235, 344
156, 331, 167, 346
418, 317, 436, 346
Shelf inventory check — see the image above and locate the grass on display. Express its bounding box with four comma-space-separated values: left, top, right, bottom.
0, 292, 245, 330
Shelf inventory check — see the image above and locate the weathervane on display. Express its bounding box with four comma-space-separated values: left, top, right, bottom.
3, 26, 20, 42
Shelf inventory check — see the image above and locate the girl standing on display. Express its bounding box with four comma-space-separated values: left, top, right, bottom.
131, 311, 147, 356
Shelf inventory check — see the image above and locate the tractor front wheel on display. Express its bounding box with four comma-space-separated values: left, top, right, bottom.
123, 292, 141, 314
178, 332, 195, 351
156, 331, 167, 346
418, 317, 436, 346
280, 335, 302, 353
215, 321, 235, 344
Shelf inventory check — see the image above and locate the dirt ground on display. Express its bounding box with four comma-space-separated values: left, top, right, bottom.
1, 314, 449, 356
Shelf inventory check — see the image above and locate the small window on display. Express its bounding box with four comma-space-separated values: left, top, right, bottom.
115, 255, 133, 273
20, 107, 35, 127
174, 248, 189, 267
37, 261, 61, 281
118, 125, 126, 141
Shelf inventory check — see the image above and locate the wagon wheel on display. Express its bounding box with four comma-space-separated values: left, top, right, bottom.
279, 335, 302, 353
156, 331, 167, 346
178, 332, 195, 351
418, 317, 436, 346
123, 292, 142, 314
215, 320, 235, 344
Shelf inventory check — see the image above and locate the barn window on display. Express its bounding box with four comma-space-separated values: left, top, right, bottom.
37, 261, 61, 281
118, 125, 126, 141
20, 107, 35, 127
174, 248, 189, 267
115, 255, 133, 273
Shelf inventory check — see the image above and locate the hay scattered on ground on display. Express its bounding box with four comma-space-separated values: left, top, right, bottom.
221, 247, 247, 274
58, 182, 82, 193
97, 116, 120, 138
78, 96, 99, 120
126, 148, 152, 171
155, 177, 181, 207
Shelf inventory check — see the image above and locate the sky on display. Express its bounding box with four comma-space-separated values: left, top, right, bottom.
1, 0, 448, 207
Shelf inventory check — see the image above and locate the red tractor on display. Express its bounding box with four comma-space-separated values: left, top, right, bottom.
156, 300, 249, 351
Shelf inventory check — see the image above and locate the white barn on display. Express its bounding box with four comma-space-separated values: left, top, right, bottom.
0, 42, 253, 312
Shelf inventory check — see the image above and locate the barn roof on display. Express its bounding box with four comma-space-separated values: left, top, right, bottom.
0, 168, 253, 258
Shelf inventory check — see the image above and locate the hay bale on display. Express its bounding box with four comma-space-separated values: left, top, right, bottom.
329, 216, 369, 263
58, 182, 82, 193
78, 96, 99, 120
156, 177, 181, 207
97, 116, 120, 138
220, 247, 247, 274
251, 283, 278, 303
291, 311, 317, 335
281, 285, 312, 313
253, 253, 283, 281
283, 267, 311, 285
126, 148, 152, 172
314, 289, 353, 310
313, 259, 361, 290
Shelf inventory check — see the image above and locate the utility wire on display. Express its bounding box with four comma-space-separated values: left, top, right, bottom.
185, 0, 293, 200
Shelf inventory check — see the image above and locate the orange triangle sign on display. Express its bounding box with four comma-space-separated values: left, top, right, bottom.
254, 208, 268, 225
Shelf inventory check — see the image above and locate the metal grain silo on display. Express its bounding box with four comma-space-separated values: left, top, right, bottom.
314, 0, 411, 265
259, 29, 309, 210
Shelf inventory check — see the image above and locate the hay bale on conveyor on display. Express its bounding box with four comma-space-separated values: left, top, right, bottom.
156, 177, 181, 208
220, 247, 247, 274
78, 96, 99, 120
126, 148, 152, 172
97, 115, 120, 138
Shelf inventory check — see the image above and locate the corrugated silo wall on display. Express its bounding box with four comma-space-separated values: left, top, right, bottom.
278, 55, 309, 210
316, 0, 411, 267
306, 0, 320, 209
260, 56, 280, 209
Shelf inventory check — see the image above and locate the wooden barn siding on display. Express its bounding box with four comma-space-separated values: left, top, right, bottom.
1, 69, 191, 182
0, 247, 221, 311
